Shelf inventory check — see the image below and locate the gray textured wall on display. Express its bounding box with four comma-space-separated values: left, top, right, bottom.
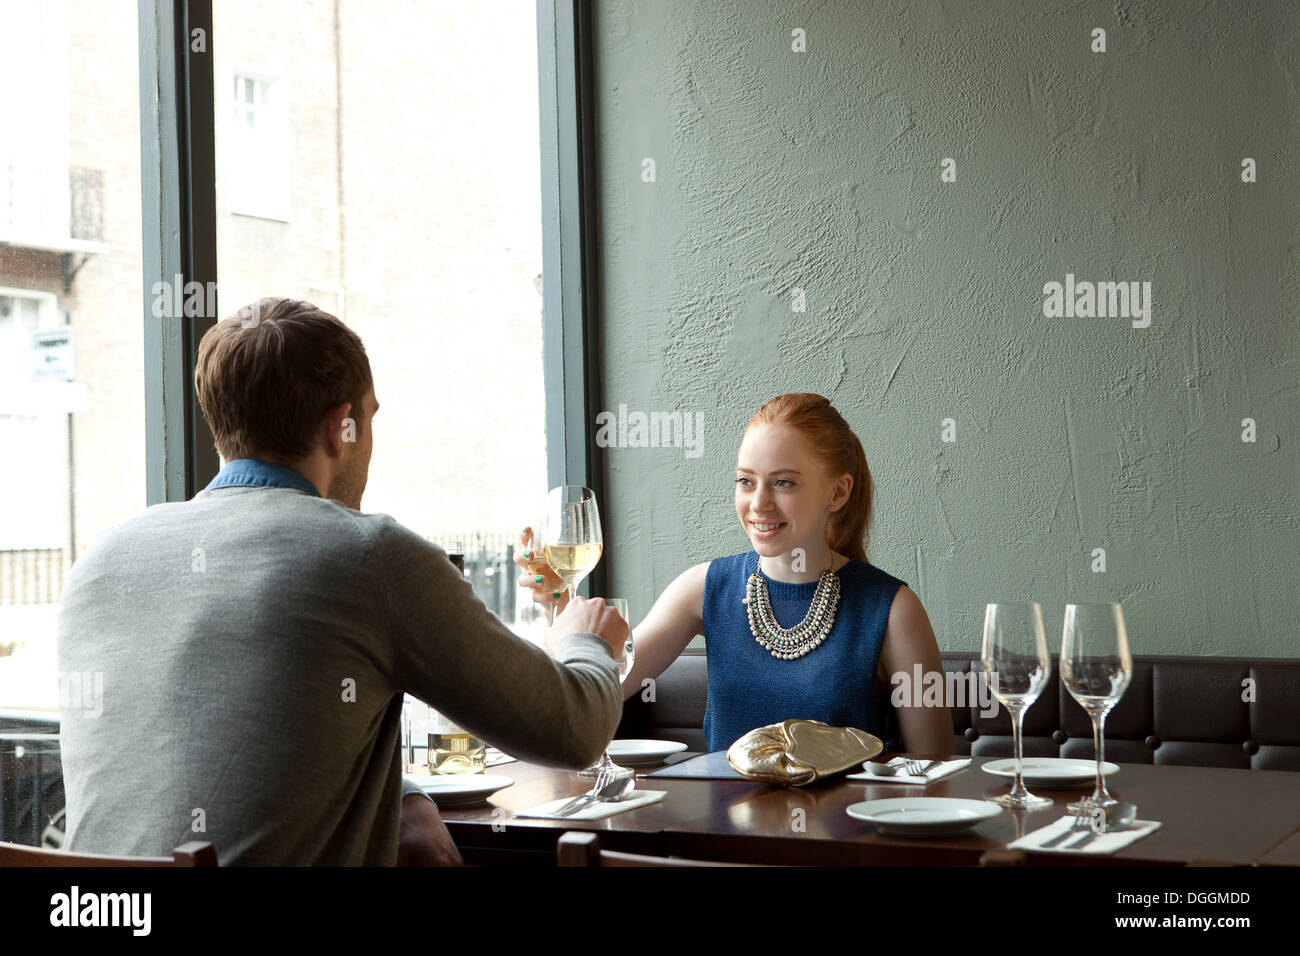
592, 0, 1297, 656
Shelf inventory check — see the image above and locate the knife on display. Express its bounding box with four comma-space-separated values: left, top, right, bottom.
1063, 829, 1099, 850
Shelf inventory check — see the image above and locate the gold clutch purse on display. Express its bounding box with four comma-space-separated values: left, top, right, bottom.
727, 718, 884, 786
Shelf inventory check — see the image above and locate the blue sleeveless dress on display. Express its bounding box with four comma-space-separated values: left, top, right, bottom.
701, 550, 907, 752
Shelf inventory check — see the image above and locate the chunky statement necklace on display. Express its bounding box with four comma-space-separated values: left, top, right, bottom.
742, 552, 842, 660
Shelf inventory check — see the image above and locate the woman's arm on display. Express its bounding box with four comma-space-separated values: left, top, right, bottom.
620, 562, 708, 701
878, 586, 955, 755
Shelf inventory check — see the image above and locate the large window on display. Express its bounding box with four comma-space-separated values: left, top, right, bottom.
0, 0, 586, 853
212, 0, 548, 629
0, 0, 555, 722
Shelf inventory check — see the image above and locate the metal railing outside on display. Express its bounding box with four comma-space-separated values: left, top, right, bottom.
422, 532, 519, 624
0, 731, 64, 848
0, 550, 67, 606
69, 166, 105, 242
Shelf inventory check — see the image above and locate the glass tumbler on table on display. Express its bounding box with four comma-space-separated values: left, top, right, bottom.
427, 707, 486, 774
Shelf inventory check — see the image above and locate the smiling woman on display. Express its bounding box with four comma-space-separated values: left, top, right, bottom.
520, 392, 954, 755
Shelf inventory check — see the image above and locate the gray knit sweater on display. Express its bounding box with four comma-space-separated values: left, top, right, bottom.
56, 485, 621, 864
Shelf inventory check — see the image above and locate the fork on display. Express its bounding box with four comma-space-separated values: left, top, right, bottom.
1039, 812, 1094, 848
552, 765, 613, 817
904, 759, 941, 777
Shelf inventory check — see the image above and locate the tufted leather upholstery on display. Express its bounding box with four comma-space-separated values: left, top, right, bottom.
616, 649, 1300, 771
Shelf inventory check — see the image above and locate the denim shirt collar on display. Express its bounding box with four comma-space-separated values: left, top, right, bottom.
204, 458, 322, 498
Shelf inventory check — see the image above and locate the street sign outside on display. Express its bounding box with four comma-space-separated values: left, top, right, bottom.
30, 327, 75, 382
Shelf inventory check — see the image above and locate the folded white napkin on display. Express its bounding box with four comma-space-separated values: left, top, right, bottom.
845, 757, 971, 784
516, 790, 667, 820
485, 748, 517, 768
1008, 815, 1162, 854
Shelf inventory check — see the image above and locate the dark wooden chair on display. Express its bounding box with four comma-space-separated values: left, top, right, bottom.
556, 831, 762, 867
979, 850, 1026, 866
0, 839, 217, 867
980, 849, 1243, 867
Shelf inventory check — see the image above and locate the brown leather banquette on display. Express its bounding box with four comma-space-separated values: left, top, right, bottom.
615, 649, 1300, 771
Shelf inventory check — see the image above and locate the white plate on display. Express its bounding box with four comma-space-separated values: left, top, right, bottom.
416, 774, 514, 808
605, 739, 688, 767
981, 757, 1120, 787
847, 797, 1002, 836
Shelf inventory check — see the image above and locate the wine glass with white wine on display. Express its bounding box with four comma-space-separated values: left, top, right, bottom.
540, 486, 603, 605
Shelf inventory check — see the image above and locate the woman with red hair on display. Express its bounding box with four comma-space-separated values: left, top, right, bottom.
518, 393, 952, 755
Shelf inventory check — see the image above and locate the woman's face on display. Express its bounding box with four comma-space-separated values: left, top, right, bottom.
734, 423, 851, 560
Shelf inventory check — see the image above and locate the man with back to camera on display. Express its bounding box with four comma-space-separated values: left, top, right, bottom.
56, 296, 628, 865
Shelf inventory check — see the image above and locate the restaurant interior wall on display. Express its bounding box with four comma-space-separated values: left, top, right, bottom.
591, 0, 1298, 657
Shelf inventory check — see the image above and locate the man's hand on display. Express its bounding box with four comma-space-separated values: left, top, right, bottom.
545, 594, 629, 661
397, 793, 464, 866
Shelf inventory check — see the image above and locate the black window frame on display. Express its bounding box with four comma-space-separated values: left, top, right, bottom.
139, 0, 218, 504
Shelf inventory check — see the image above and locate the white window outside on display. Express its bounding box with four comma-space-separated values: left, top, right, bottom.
226, 70, 290, 221
0, 1, 70, 243
0, 289, 67, 551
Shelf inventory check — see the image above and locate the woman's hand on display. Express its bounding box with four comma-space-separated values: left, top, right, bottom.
513, 526, 568, 613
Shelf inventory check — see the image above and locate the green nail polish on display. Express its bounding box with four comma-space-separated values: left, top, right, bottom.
525, 551, 532, 558
553, 592, 561, 599
535, 575, 543, 583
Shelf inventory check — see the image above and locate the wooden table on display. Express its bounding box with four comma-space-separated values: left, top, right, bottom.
437, 753, 1300, 867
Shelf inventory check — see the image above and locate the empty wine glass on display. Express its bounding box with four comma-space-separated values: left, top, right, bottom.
1061, 603, 1131, 814
577, 598, 636, 782
604, 598, 635, 677
982, 602, 1052, 809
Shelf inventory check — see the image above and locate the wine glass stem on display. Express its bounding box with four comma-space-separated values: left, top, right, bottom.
1011, 705, 1027, 796
1092, 710, 1110, 803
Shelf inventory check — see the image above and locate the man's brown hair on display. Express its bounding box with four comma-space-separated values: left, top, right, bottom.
195, 297, 373, 463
